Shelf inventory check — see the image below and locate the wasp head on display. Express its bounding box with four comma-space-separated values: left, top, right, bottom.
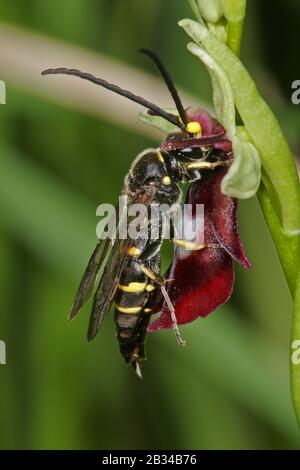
160, 106, 232, 161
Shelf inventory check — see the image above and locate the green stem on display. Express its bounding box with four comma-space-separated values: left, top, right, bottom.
227, 19, 244, 56
257, 178, 300, 296
291, 273, 300, 426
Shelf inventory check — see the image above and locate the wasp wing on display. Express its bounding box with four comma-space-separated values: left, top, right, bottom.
149, 166, 250, 331
87, 189, 157, 341
69, 238, 111, 320
87, 236, 133, 340
69, 200, 122, 320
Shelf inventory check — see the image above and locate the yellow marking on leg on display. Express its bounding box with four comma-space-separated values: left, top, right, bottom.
140, 265, 157, 281
144, 308, 153, 313
157, 150, 165, 163
128, 246, 141, 256
118, 282, 146, 293
116, 305, 142, 314
162, 176, 171, 185
174, 240, 206, 250
140, 265, 172, 287
145, 284, 156, 292
187, 160, 222, 170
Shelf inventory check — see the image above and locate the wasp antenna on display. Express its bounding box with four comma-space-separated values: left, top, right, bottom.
139, 48, 188, 127
41, 67, 181, 129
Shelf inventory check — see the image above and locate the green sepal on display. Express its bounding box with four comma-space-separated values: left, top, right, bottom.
139, 108, 179, 134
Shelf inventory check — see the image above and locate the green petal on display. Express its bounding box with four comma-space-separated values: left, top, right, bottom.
139, 108, 179, 134
207, 19, 228, 44
187, 42, 261, 199
187, 42, 235, 138
221, 135, 261, 199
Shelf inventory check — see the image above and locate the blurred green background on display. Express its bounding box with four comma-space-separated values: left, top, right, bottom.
0, 0, 299, 450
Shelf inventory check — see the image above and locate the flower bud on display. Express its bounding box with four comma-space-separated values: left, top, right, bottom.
196, 0, 224, 23
220, 0, 246, 23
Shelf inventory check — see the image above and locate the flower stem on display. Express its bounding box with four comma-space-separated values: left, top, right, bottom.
226, 19, 244, 56
257, 179, 300, 297
291, 274, 300, 426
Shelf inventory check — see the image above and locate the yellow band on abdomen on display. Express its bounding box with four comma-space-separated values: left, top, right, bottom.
115, 305, 142, 314
118, 282, 147, 293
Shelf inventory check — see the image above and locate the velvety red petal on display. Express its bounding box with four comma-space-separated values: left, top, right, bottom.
148, 246, 234, 331
148, 166, 250, 332
190, 167, 251, 269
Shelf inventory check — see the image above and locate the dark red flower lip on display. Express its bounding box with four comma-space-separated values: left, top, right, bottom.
148, 166, 251, 332
158, 106, 233, 153
160, 135, 232, 152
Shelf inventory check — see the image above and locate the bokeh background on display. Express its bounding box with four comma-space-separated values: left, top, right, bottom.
0, 0, 299, 450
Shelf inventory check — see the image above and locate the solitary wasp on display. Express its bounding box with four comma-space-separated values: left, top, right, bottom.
42, 49, 250, 377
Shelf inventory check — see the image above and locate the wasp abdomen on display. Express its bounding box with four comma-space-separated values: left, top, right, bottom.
114, 251, 160, 369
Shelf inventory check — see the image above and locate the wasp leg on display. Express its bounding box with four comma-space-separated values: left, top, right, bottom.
138, 241, 161, 262
173, 240, 206, 250
172, 240, 222, 250
139, 263, 186, 347
160, 284, 186, 347
186, 159, 229, 171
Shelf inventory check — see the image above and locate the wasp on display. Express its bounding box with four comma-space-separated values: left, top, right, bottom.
42, 49, 250, 377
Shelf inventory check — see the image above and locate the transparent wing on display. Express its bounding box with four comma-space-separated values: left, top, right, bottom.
87, 236, 134, 340
87, 189, 156, 341
69, 237, 111, 320
69, 200, 122, 320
